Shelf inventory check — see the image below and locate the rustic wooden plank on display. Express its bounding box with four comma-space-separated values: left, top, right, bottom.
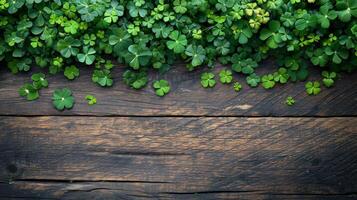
0, 62, 356, 116
1, 117, 356, 199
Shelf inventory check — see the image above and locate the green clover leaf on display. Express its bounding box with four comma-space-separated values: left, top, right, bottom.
219, 69, 233, 84
125, 44, 152, 69
92, 69, 113, 87
233, 82, 242, 92
64, 65, 80, 80
321, 71, 337, 88
52, 88, 75, 111
201, 72, 216, 88
285, 96, 295, 106
305, 81, 321, 95
153, 80, 170, 97
262, 74, 276, 89
185, 45, 206, 67
19, 83, 39, 101
246, 73, 261, 88
85, 95, 97, 105
166, 30, 187, 53
77, 46, 96, 65
31, 73, 48, 89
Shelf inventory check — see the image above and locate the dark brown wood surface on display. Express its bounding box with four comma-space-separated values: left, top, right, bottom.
0, 63, 356, 116
1, 117, 357, 200
0, 62, 357, 200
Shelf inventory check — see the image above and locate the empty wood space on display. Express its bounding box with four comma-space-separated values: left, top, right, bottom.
0, 64, 356, 200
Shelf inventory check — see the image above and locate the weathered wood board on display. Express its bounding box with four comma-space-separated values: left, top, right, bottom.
1, 117, 356, 199
0, 64, 356, 116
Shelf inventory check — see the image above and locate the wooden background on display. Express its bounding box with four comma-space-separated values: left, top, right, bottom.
0, 63, 356, 200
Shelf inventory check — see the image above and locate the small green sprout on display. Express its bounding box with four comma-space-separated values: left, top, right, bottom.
201, 72, 216, 88
305, 81, 321, 95
153, 80, 170, 97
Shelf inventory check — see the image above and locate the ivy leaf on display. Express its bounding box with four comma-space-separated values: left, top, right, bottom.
85, 95, 97, 105
200, 72, 216, 88
246, 73, 261, 88
77, 46, 96, 65
56, 36, 81, 58
219, 69, 233, 84
153, 80, 170, 97
305, 81, 321, 95
31, 73, 48, 89
166, 30, 187, 53
92, 69, 113, 87
52, 88, 75, 111
185, 45, 206, 67
261, 74, 276, 89
125, 44, 152, 69
64, 65, 80, 80
19, 83, 39, 101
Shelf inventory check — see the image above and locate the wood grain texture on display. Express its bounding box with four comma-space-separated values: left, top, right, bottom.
1, 117, 356, 199
0, 62, 356, 116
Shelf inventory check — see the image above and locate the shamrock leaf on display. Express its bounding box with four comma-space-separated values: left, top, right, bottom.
285, 96, 295, 106
261, 74, 276, 89
31, 73, 48, 89
232, 57, 258, 75
185, 45, 206, 67
64, 65, 80, 80
310, 49, 329, 67
125, 44, 152, 69
153, 80, 170, 97
77, 46, 96, 65
246, 73, 261, 88
233, 82, 242, 92
56, 36, 81, 58
232, 21, 252, 44
19, 83, 39, 101
325, 46, 349, 64
317, 5, 337, 28
201, 72, 216, 88
259, 20, 282, 48
219, 69, 233, 84
85, 95, 97, 105
321, 71, 337, 88
52, 88, 75, 111
123, 70, 148, 89
336, 0, 357, 22
152, 22, 173, 38
166, 30, 187, 53
305, 81, 321, 95
273, 68, 290, 83
92, 69, 113, 87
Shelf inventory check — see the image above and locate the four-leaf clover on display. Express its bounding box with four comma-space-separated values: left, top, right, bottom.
52, 88, 75, 111
201, 72, 216, 88
305, 81, 321, 95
